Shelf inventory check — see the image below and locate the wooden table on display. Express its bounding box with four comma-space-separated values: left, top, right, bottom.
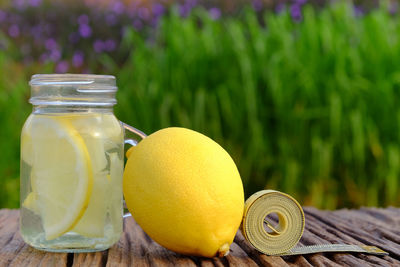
0, 207, 399, 266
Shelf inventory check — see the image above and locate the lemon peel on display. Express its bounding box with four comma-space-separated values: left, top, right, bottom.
123, 127, 244, 257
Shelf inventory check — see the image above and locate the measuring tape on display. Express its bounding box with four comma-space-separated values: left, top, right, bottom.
241, 190, 388, 256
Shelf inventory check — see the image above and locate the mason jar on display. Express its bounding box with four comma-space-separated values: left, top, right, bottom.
20, 74, 134, 252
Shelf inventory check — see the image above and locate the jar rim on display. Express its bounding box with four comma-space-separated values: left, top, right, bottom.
29, 74, 118, 107
30, 74, 116, 86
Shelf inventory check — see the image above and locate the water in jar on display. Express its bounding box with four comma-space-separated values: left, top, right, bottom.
20, 111, 124, 252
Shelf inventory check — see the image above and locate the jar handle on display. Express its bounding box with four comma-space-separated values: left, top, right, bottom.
120, 121, 147, 219
121, 121, 147, 146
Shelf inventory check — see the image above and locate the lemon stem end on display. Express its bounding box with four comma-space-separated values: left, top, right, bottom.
217, 243, 231, 257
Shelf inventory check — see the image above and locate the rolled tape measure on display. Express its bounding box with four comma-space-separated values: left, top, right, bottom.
241, 190, 388, 256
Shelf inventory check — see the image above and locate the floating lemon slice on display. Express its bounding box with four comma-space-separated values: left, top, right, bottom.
21, 115, 34, 166
22, 192, 39, 214
30, 116, 93, 240
69, 114, 114, 238
71, 171, 109, 237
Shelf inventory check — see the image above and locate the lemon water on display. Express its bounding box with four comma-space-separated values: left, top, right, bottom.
20, 112, 124, 252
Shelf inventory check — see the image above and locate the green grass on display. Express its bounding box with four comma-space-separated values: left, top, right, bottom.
1, 2, 400, 209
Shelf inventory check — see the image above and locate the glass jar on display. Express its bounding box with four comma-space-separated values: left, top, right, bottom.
20, 74, 127, 252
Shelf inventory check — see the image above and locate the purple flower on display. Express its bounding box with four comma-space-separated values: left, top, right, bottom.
390, 2, 399, 15
112, 1, 124, 15
78, 14, 89, 25
72, 51, 84, 67
55, 61, 69, 73
104, 39, 117, 52
106, 13, 117, 26
69, 32, 80, 44
29, 0, 42, 7
8, 25, 20, 38
150, 16, 160, 28
49, 49, 61, 61
179, 4, 191, 17
209, 7, 221, 20
79, 24, 92, 38
152, 3, 165, 17
133, 19, 143, 30
275, 3, 285, 13
0, 10, 7, 23
354, 6, 364, 17
93, 39, 104, 53
185, 0, 197, 9
138, 7, 150, 20
252, 0, 263, 12
45, 38, 57, 50
290, 4, 302, 21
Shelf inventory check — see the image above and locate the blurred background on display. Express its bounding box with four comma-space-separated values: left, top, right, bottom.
0, 0, 399, 209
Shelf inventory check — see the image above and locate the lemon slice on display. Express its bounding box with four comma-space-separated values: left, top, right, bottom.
108, 153, 123, 231
21, 115, 34, 165
65, 114, 123, 238
73, 153, 123, 238
70, 113, 123, 154
71, 171, 109, 237
30, 116, 93, 240
68, 114, 109, 237
22, 192, 39, 214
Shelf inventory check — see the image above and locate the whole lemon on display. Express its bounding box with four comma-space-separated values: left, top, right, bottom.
123, 127, 244, 257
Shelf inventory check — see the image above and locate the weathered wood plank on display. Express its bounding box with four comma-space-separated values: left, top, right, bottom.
305, 207, 400, 261
1, 207, 400, 266
72, 251, 107, 267
303, 207, 400, 266
306, 254, 341, 267
224, 242, 259, 267
234, 232, 291, 267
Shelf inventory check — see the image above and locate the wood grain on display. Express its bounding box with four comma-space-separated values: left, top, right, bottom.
0, 207, 399, 266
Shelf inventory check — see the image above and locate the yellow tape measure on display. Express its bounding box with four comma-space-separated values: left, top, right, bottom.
241, 190, 388, 256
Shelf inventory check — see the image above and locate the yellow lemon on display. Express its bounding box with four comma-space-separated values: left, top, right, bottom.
123, 127, 244, 257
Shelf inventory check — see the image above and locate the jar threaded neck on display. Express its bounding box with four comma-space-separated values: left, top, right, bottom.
29, 74, 118, 107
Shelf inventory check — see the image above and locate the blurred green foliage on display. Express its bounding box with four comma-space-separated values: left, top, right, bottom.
1, 2, 400, 209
